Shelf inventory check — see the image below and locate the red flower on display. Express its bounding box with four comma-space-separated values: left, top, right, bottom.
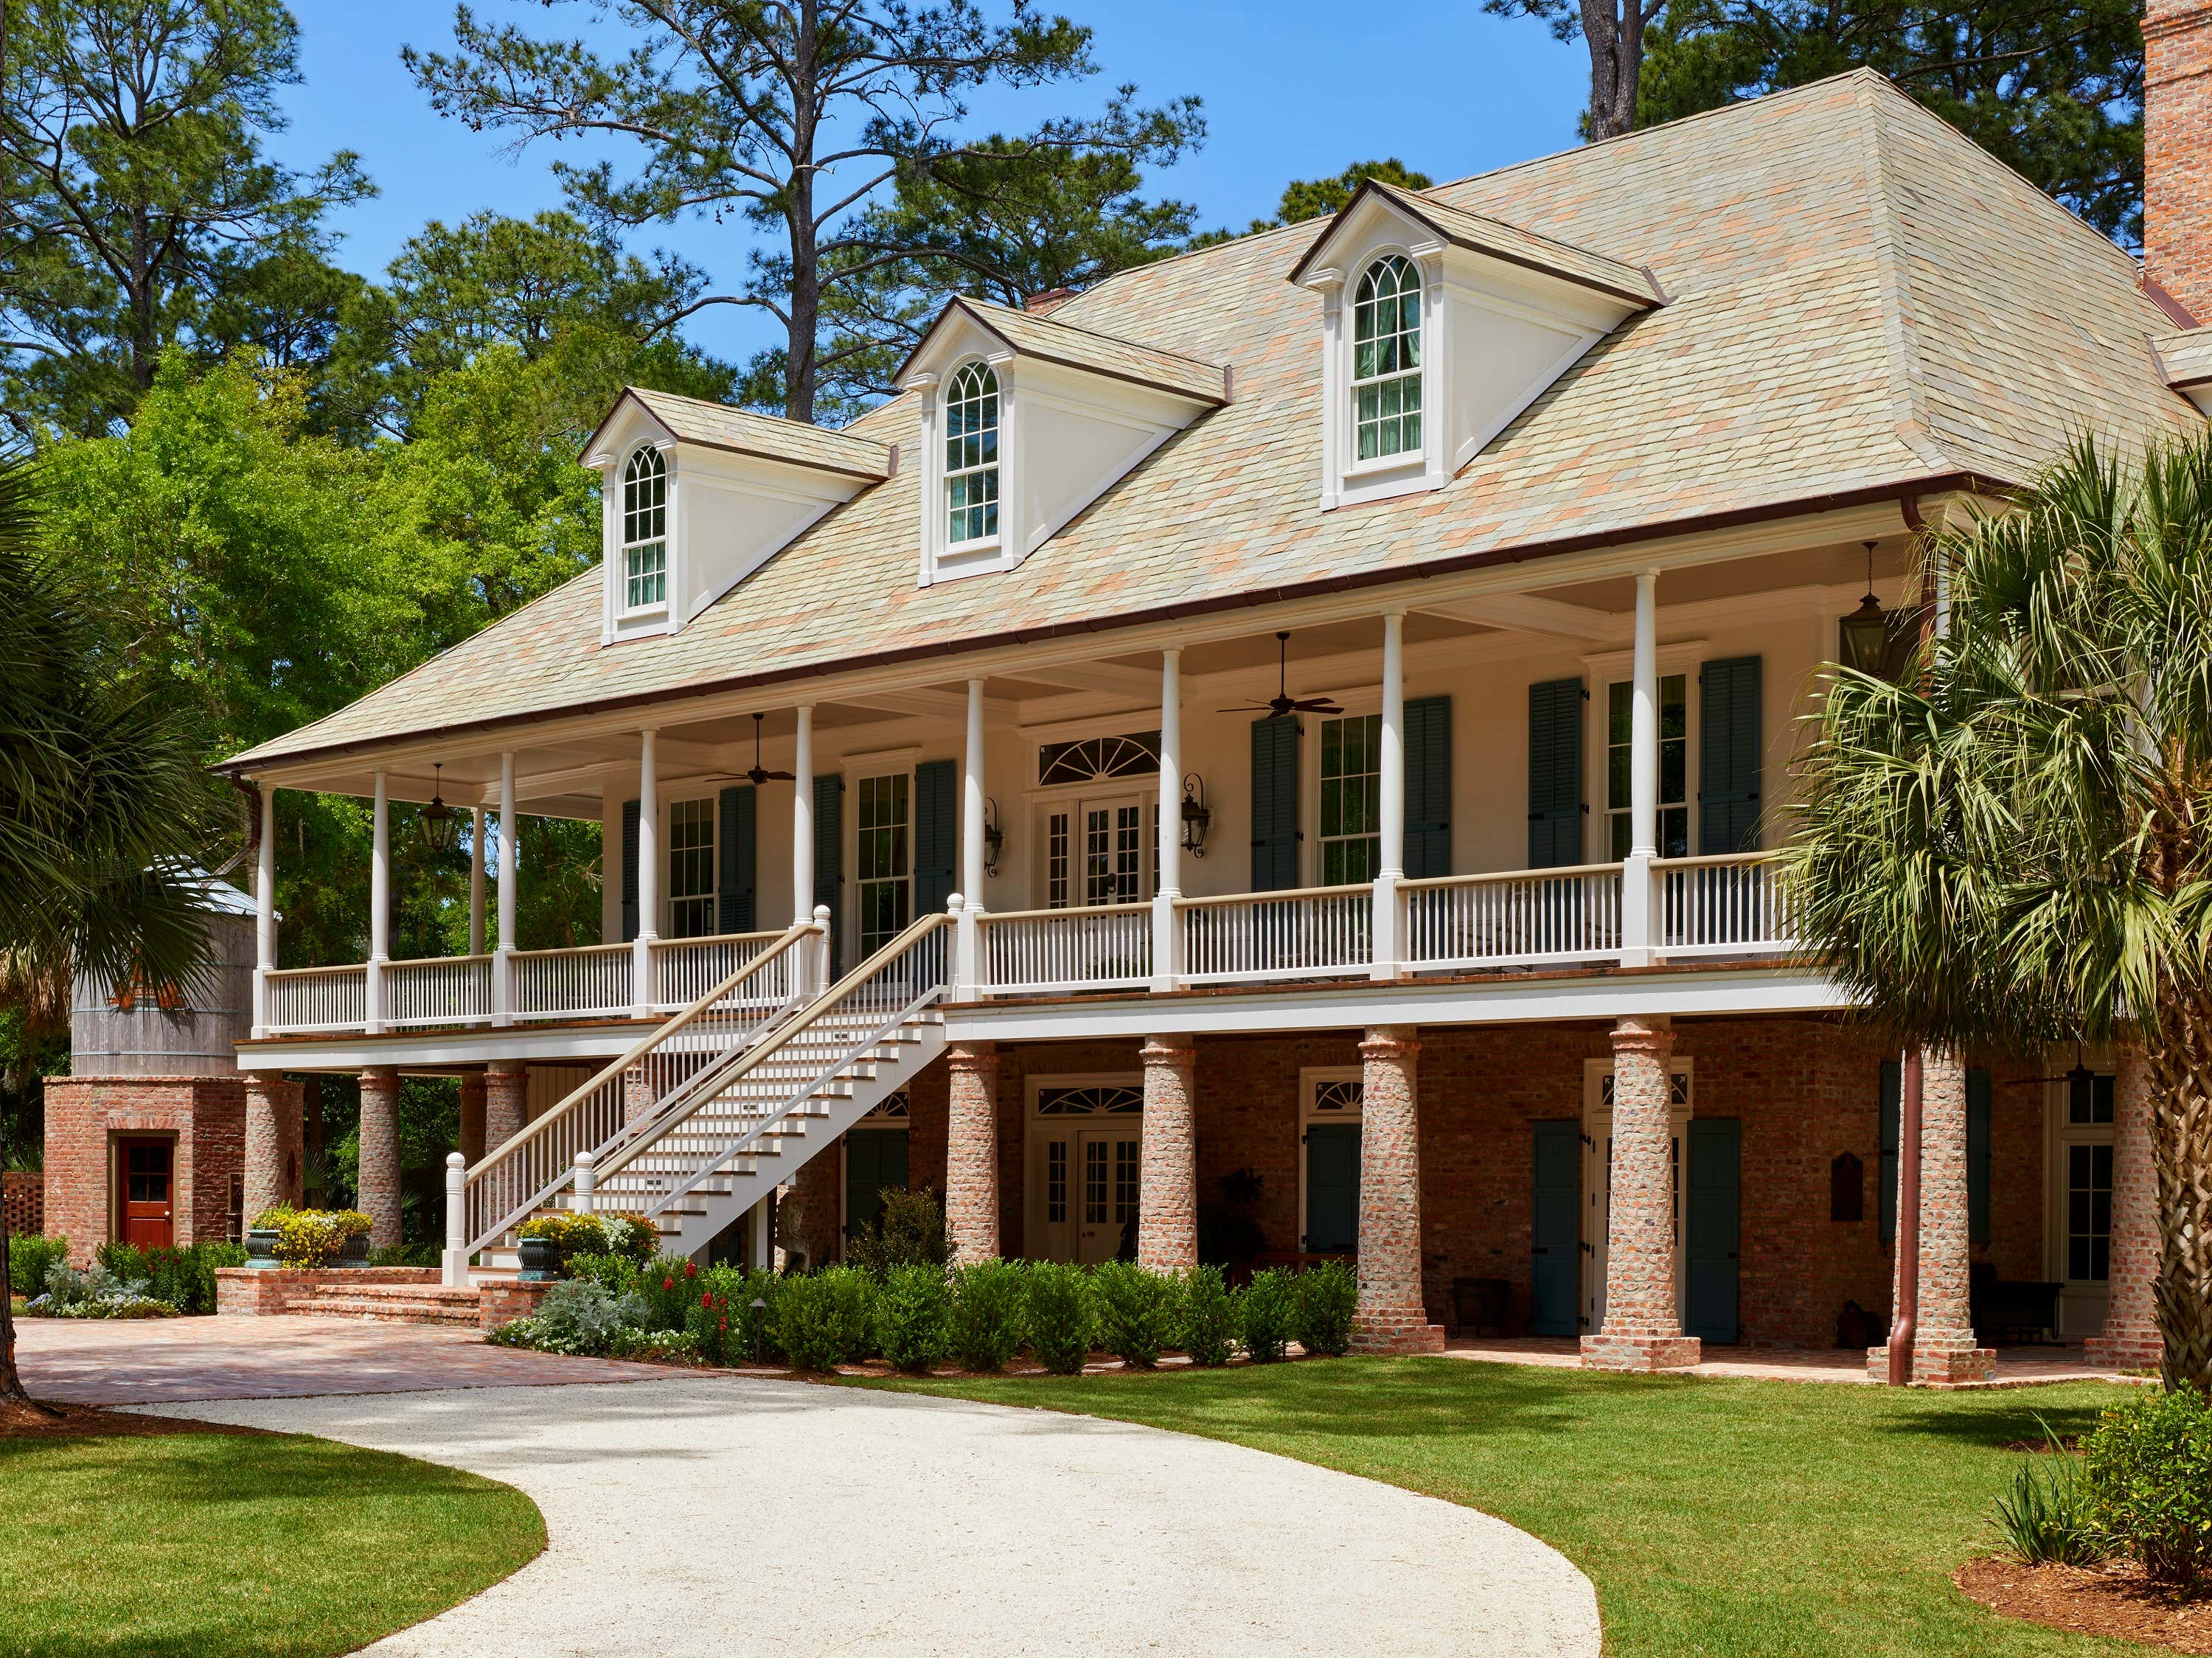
701, 1290, 713, 1307
662, 1276, 675, 1292
684, 1261, 698, 1279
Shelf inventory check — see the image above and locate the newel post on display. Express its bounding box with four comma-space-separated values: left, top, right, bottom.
573, 1150, 597, 1214
951, 893, 978, 997
442, 1152, 467, 1288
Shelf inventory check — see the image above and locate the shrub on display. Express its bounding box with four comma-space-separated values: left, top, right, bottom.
1995, 1422, 2110, 1568
611, 1327, 700, 1363
274, 1209, 373, 1269
729, 1268, 782, 1363
846, 1186, 955, 1275
774, 1267, 877, 1370
1235, 1268, 1297, 1362
686, 1274, 740, 1365
27, 1260, 179, 1319
367, 1241, 439, 1269
1178, 1267, 1236, 1367
9, 1234, 68, 1298
250, 1205, 295, 1230
96, 1241, 248, 1314
2087, 1387, 2212, 1591
1091, 1261, 1180, 1369
1025, 1261, 1097, 1376
875, 1264, 952, 1373
1293, 1261, 1358, 1358
501, 1279, 647, 1356
947, 1259, 1028, 1373
518, 1211, 658, 1272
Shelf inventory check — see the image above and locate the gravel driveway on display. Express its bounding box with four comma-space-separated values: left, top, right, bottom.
164, 1375, 1601, 1657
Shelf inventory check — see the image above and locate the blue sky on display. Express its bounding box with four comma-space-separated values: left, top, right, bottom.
274, 1, 1590, 365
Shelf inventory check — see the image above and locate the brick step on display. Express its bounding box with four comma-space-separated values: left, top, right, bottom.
297, 1281, 484, 1326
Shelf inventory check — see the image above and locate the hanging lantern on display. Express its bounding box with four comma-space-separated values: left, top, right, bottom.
419, 763, 460, 855
1180, 773, 1212, 858
1839, 540, 1889, 675
982, 798, 1004, 878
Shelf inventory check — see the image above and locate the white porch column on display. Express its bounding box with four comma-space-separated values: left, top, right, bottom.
1621, 569, 1660, 966
1151, 647, 1184, 993
633, 729, 659, 1019
366, 770, 389, 1033
1371, 610, 1406, 980
956, 678, 985, 997
467, 805, 487, 958
791, 705, 818, 986
251, 779, 276, 1039
493, 753, 517, 1025
442, 1152, 467, 1288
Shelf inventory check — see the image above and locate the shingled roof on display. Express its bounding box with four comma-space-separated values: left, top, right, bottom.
586, 386, 894, 479
229, 71, 2202, 772
900, 297, 1231, 404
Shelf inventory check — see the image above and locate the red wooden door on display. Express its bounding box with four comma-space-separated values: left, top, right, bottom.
119, 1138, 174, 1249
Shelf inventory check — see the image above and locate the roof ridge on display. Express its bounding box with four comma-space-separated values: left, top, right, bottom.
1851, 73, 1951, 475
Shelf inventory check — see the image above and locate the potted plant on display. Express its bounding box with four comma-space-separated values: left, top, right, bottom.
246, 1205, 292, 1270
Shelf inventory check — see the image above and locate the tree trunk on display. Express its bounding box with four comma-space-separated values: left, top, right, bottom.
783, 1, 822, 425
2146, 1000, 2212, 1390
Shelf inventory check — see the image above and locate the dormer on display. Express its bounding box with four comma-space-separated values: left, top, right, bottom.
1287, 180, 1663, 509
582, 387, 893, 643
2153, 327, 2212, 417
894, 298, 1228, 585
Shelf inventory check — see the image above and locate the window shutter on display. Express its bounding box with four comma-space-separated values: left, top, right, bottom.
1684, 1118, 1742, 1344
812, 773, 843, 962
1879, 1059, 1900, 1249
1698, 655, 1763, 854
717, 785, 756, 935
1967, 1066, 1992, 1248
1404, 694, 1452, 879
1528, 1121, 1580, 1337
913, 758, 958, 918
620, 798, 641, 944
1527, 679, 1584, 868
1250, 715, 1300, 891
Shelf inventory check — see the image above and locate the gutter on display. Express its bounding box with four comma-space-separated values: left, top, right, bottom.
1886, 1048, 1924, 1385
218, 470, 1996, 778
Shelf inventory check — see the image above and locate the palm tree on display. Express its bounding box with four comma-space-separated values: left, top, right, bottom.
1786, 432, 2212, 1392
0, 452, 218, 1409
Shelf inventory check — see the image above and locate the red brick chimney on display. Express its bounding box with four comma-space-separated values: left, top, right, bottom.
1023, 287, 1079, 316
2146, 0, 2212, 322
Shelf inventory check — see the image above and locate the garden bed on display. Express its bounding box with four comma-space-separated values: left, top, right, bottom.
1958, 1556, 2212, 1654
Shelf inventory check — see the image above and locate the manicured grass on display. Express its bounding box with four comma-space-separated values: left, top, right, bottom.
0, 1429, 543, 1657
858, 1360, 2143, 1658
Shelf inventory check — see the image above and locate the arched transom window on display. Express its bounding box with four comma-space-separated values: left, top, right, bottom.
1352, 255, 1422, 461
944, 361, 1001, 546
622, 446, 667, 610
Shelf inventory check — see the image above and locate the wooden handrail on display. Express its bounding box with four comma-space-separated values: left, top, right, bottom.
1173, 883, 1372, 908
977, 902, 1151, 923
1650, 851, 1781, 871
1399, 862, 1624, 890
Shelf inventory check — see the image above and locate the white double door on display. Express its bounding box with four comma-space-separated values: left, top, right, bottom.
1048, 793, 1149, 908
1034, 1124, 1142, 1264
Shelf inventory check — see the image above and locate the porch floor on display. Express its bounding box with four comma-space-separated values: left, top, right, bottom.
1441, 1335, 2143, 1387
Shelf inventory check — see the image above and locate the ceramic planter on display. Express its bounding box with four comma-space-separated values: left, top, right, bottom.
244, 1228, 282, 1269
518, 1236, 559, 1281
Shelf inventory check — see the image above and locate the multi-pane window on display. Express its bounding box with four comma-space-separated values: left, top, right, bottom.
1319, 713, 1383, 884
1047, 1141, 1068, 1225
2069, 1073, 2116, 1126
1607, 676, 1688, 859
944, 361, 1001, 546
856, 773, 911, 956
1083, 1139, 1110, 1225
1084, 804, 1144, 904
1079, 1140, 1139, 1227
1352, 255, 1422, 461
1046, 812, 1070, 908
667, 798, 716, 938
622, 446, 667, 610
2068, 1142, 2113, 1281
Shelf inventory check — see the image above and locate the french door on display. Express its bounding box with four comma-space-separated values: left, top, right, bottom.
1046, 794, 1147, 908
1074, 1126, 1141, 1264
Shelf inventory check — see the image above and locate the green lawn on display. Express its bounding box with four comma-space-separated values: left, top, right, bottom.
0, 1429, 543, 1658
858, 1359, 2142, 1658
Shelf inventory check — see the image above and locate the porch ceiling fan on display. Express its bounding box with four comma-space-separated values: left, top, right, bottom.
2003, 1039, 2101, 1113
1219, 632, 1344, 718
732, 713, 796, 787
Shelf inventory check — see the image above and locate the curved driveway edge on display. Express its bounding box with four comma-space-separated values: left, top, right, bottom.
162, 1375, 1601, 1657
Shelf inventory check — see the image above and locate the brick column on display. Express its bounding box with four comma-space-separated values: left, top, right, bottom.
1907, 1050, 1994, 1384
458, 1073, 487, 1168
1137, 1035, 1197, 1272
1352, 1025, 1444, 1354
484, 1060, 528, 1150
624, 1062, 656, 1126
358, 1066, 402, 1249
241, 1071, 303, 1221
2087, 1039, 2164, 1369
945, 1043, 1001, 1263
1582, 1016, 1700, 1372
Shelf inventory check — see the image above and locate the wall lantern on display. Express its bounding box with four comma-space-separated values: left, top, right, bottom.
1839, 540, 1890, 675
1180, 773, 1211, 859
982, 797, 1004, 878
419, 763, 460, 855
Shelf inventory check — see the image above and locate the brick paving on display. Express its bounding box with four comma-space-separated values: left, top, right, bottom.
1445, 1335, 2146, 1388
13, 1314, 665, 1406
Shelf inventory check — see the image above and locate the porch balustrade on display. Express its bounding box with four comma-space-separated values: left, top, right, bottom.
383, 954, 493, 1028
650, 932, 785, 1011
1657, 852, 1795, 955
1178, 885, 1374, 986
1400, 863, 1624, 971
979, 903, 1152, 995
509, 942, 633, 1022
264, 963, 368, 1034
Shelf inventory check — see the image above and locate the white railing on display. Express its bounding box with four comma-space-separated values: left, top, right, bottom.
264, 964, 368, 1034
1402, 864, 1624, 972
510, 942, 633, 1022
1658, 852, 1795, 956
652, 932, 784, 1012
1178, 885, 1372, 985
383, 954, 493, 1028
459, 922, 816, 1261
979, 904, 1152, 995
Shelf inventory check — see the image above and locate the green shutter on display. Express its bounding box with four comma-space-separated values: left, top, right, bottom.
1404, 694, 1452, 879
1250, 714, 1300, 891
1968, 1066, 1992, 1249
1685, 1118, 1742, 1343
1302, 1124, 1361, 1253
620, 798, 641, 943
1879, 1059, 1900, 1250
1527, 679, 1584, 867
812, 773, 842, 963
843, 1128, 911, 1249
1698, 655, 1763, 854
1529, 1121, 1580, 1336
718, 785, 756, 934
913, 758, 958, 919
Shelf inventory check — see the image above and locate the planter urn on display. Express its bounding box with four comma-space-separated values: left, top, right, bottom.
518, 1236, 559, 1282
244, 1228, 282, 1269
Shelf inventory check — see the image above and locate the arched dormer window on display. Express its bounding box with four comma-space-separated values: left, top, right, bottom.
944, 361, 1001, 546
622, 446, 667, 610
1352, 256, 1422, 462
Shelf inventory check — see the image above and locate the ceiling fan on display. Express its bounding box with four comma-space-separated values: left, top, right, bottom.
1219, 632, 1344, 718
736, 713, 796, 787
2003, 1039, 2103, 1115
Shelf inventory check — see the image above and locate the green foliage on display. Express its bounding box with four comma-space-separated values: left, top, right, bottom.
518, 1211, 657, 1272
1992, 1420, 2110, 1567
1191, 159, 1433, 248
773, 1267, 877, 1371
1234, 1269, 1297, 1363
94, 1241, 246, 1314
367, 1241, 441, 1269
846, 1185, 955, 1275
1177, 1266, 1237, 1367
947, 1259, 1029, 1373
1023, 1260, 1097, 1376
1090, 1261, 1180, 1370
273, 1208, 372, 1269
875, 1264, 953, 1373
2086, 1387, 2212, 1591
684, 1266, 748, 1366
7, 1234, 68, 1298
27, 1259, 180, 1317
1292, 1261, 1358, 1358
491, 1278, 647, 1356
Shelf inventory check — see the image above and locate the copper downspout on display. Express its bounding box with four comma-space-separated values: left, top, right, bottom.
1887, 1048, 1924, 1385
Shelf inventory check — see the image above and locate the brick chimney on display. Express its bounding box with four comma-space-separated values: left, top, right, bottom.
2146, 0, 2212, 322
1023, 287, 1078, 316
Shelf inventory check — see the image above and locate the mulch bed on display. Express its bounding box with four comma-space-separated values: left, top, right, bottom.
1958, 1556, 2212, 1653
0, 1398, 268, 1441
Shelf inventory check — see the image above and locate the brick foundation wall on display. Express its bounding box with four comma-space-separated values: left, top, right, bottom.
44, 1077, 246, 1264
477, 1278, 553, 1331
215, 1265, 439, 1316
3, 1171, 41, 1238
2146, 0, 2212, 322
